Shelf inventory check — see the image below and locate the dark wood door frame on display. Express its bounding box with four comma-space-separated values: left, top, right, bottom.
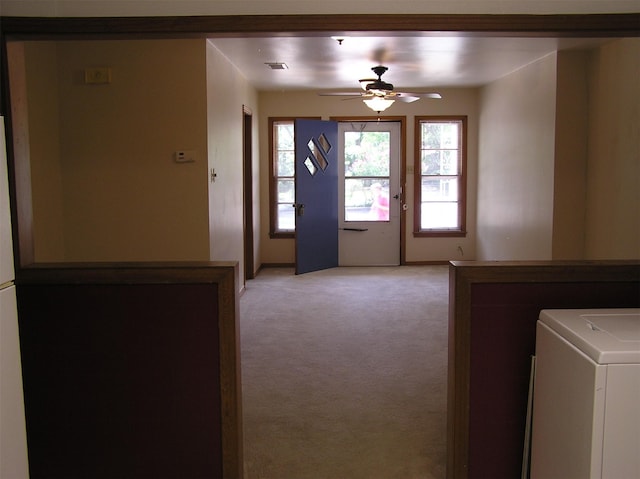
242, 105, 254, 281
1, 13, 638, 37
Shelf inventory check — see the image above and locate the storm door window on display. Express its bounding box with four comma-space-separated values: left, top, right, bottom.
343, 130, 391, 222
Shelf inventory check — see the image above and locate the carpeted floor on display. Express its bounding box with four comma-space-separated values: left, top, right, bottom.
239, 266, 449, 479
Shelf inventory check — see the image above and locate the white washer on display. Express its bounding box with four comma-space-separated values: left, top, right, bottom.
530, 308, 640, 479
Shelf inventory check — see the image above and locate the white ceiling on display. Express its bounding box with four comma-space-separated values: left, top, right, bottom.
209, 35, 611, 92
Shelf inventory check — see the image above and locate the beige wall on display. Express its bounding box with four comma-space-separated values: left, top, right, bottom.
551, 40, 640, 261
9, 36, 639, 270
476, 54, 558, 260
258, 89, 479, 264
476, 39, 639, 261
264, 39, 638, 265
21, 42, 66, 261
206, 41, 260, 280
552, 50, 589, 259
15, 37, 260, 286
22, 39, 210, 262
585, 38, 640, 259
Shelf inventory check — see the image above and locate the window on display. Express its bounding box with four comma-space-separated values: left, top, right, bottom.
343, 129, 391, 222
269, 118, 295, 237
414, 116, 467, 237
269, 117, 322, 237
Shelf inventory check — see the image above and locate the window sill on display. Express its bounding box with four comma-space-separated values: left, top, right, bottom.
413, 230, 467, 238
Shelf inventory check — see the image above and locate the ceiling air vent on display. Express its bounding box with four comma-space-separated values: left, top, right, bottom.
265, 62, 288, 70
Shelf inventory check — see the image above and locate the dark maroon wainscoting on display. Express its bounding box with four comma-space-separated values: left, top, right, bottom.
447, 261, 640, 479
468, 281, 639, 478
17, 279, 227, 478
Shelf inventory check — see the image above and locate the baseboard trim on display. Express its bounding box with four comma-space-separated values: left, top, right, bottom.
403, 260, 450, 266
255, 263, 295, 275
257, 262, 449, 271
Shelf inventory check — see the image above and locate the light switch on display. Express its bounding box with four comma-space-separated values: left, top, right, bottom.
174, 150, 196, 163
84, 67, 112, 84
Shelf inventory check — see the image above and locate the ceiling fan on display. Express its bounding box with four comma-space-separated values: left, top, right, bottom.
319, 65, 442, 113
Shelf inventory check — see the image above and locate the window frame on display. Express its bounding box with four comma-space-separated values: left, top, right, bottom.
413, 115, 468, 238
268, 117, 320, 238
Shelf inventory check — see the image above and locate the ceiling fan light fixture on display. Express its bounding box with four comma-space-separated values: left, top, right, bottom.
363, 97, 395, 113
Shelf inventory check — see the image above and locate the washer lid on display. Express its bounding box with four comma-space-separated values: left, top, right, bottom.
539, 309, 640, 364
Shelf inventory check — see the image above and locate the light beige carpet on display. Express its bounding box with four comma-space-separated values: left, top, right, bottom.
239, 266, 449, 479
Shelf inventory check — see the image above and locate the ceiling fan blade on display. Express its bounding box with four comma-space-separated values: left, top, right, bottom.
317, 92, 362, 97
394, 94, 420, 103
399, 92, 442, 99
317, 92, 366, 102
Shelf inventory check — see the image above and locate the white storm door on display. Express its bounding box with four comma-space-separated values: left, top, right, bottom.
338, 121, 401, 266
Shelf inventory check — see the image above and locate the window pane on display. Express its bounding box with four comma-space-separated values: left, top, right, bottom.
344, 131, 390, 177
317, 133, 331, 154
304, 157, 317, 176
344, 178, 389, 222
421, 121, 460, 150
277, 179, 294, 203
277, 204, 295, 231
421, 177, 458, 201
439, 122, 459, 148
440, 150, 458, 175
422, 122, 459, 149
421, 123, 442, 149
422, 150, 458, 175
421, 202, 459, 229
276, 123, 294, 150
277, 151, 294, 176
421, 151, 441, 175
272, 119, 296, 234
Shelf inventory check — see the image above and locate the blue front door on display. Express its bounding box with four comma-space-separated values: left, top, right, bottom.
294, 119, 339, 274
